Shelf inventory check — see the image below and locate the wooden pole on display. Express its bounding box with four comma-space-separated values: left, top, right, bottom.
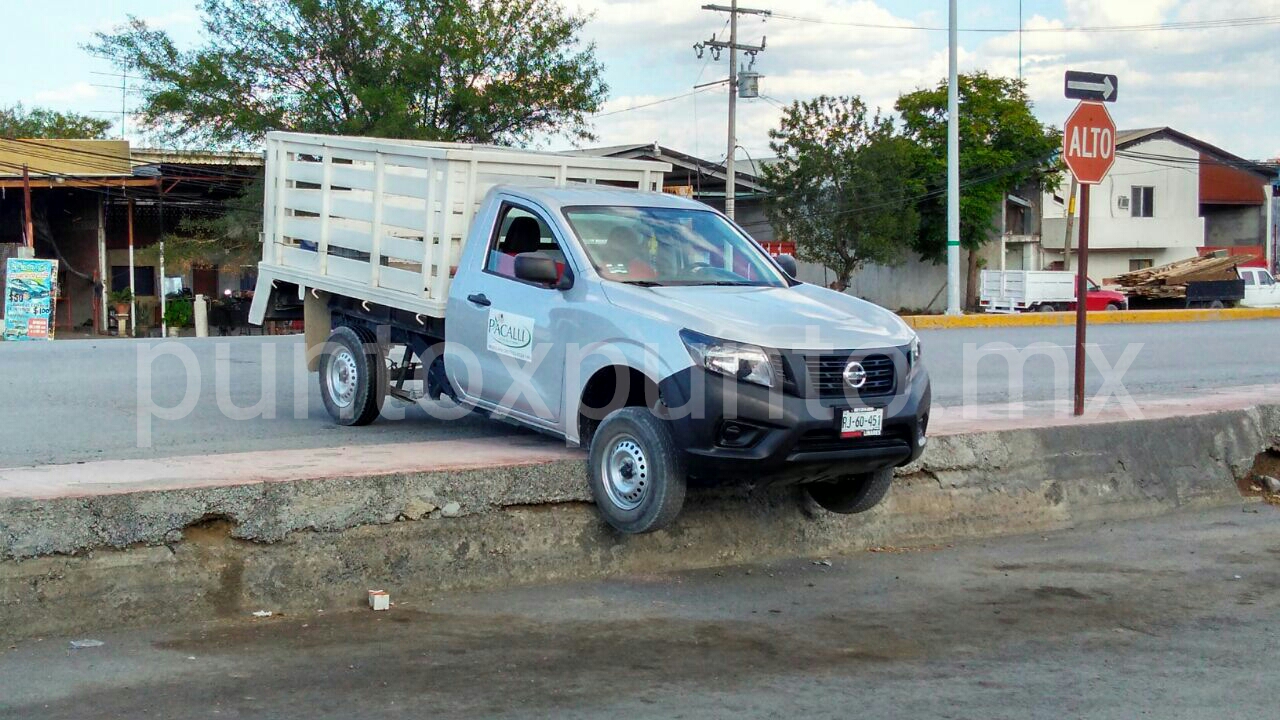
1063, 177, 1078, 271
1073, 184, 1091, 416
22, 165, 34, 249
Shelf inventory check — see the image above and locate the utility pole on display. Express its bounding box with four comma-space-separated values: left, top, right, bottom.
695, 2, 768, 221
945, 0, 961, 314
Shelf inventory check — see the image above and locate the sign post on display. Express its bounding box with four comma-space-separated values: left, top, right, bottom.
1061, 76, 1118, 416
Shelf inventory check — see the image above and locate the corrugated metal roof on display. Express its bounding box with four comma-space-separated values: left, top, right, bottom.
131, 148, 264, 166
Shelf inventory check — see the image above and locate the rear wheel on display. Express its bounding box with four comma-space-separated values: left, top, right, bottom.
1036, 303, 1057, 313
805, 468, 894, 514
1105, 302, 1122, 311
1209, 299, 1225, 309
587, 407, 686, 534
319, 325, 386, 426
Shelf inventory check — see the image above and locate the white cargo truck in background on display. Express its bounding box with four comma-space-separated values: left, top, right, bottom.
978, 269, 1128, 313
250, 132, 931, 533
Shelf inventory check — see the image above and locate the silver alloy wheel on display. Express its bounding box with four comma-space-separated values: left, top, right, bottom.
326, 347, 359, 408
601, 434, 649, 511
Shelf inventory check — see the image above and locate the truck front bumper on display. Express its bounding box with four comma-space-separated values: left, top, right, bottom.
657, 365, 931, 484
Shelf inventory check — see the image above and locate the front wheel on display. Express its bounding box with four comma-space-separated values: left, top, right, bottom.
318, 325, 386, 426
587, 407, 686, 534
1105, 302, 1122, 311
805, 468, 894, 514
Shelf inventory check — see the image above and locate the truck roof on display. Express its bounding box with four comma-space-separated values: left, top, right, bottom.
494, 183, 712, 213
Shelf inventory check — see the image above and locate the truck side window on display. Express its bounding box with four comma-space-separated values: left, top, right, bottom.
484, 204, 567, 284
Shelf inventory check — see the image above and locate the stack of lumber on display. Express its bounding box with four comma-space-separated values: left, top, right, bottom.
1115, 251, 1256, 299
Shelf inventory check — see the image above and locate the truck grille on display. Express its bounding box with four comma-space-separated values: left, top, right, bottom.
802, 352, 897, 398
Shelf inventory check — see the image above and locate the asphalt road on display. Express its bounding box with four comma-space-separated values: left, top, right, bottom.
2, 319, 1278, 466
2, 505, 1276, 719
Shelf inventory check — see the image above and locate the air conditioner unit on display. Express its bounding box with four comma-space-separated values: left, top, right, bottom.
1117, 196, 1130, 210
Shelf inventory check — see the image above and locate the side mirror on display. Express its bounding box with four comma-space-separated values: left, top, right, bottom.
775, 253, 798, 279
514, 253, 561, 286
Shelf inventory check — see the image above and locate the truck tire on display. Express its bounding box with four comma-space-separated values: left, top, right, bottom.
588, 407, 686, 534
1036, 303, 1056, 313
1209, 300, 1225, 309
319, 325, 385, 426
805, 468, 894, 514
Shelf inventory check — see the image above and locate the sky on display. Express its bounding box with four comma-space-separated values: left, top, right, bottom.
2, 0, 1276, 162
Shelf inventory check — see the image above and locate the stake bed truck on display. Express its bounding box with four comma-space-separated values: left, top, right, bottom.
250, 132, 931, 533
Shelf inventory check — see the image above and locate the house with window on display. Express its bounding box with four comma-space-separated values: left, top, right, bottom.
1039, 127, 1277, 282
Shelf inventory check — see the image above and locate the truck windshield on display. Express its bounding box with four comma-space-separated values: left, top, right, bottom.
562, 206, 788, 287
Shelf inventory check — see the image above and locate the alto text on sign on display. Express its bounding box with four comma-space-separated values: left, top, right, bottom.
1062, 101, 1116, 185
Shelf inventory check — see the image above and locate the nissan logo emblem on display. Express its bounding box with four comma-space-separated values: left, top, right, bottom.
842, 361, 867, 389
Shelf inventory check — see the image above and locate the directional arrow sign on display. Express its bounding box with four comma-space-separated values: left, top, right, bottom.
1064, 71, 1118, 102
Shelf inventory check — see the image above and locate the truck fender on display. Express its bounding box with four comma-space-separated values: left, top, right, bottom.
562, 340, 674, 446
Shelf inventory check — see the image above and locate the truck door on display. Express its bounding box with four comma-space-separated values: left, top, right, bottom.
1258, 270, 1280, 307
447, 200, 570, 426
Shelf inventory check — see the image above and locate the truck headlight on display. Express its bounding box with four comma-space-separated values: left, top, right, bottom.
680, 329, 776, 388
910, 336, 921, 366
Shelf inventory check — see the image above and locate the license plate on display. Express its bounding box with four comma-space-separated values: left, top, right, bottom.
840, 407, 884, 438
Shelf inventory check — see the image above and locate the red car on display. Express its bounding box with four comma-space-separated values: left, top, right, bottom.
1066, 279, 1128, 312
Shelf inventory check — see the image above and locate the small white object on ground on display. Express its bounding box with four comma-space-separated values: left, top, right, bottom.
1260, 475, 1280, 494
251, 610, 273, 618
369, 590, 390, 611
812, 559, 832, 567
69, 639, 104, 649
440, 501, 462, 517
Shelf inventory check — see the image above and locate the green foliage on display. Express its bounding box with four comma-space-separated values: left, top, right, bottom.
108, 287, 133, 305
0, 104, 113, 139
139, 175, 266, 269
164, 297, 194, 328
760, 96, 924, 289
87, 0, 607, 147
895, 72, 1062, 261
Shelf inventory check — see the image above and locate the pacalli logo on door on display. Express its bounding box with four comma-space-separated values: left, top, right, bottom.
487, 309, 534, 362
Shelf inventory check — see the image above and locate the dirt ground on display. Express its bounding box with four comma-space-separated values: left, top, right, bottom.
2, 503, 1277, 720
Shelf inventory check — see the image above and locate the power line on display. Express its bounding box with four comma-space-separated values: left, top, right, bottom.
591, 87, 720, 118
769, 12, 1280, 33
736, 154, 1051, 231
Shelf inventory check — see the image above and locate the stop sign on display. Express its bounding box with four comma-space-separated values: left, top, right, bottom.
1063, 101, 1116, 184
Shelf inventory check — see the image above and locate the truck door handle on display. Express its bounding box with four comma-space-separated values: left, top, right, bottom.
467, 293, 491, 307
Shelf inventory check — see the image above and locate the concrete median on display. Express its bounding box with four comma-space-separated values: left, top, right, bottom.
2, 403, 1276, 640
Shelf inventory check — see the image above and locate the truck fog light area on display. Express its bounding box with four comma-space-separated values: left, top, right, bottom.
717, 421, 762, 449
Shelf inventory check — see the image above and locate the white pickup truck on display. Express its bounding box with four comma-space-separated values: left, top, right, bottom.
1238, 267, 1280, 307
249, 132, 930, 533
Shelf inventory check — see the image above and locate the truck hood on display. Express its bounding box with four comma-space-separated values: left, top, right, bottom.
600, 282, 915, 350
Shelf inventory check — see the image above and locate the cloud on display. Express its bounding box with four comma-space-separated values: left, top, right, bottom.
568, 0, 1279, 161
32, 81, 99, 104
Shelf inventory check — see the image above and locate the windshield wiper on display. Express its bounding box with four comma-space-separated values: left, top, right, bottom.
617, 279, 665, 287
694, 280, 757, 286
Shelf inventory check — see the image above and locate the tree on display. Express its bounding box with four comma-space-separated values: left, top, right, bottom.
136, 176, 266, 270
895, 72, 1061, 309
87, 0, 607, 147
89, 0, 608, 267
760, 96, 923, 290
0, 104, 113, 139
